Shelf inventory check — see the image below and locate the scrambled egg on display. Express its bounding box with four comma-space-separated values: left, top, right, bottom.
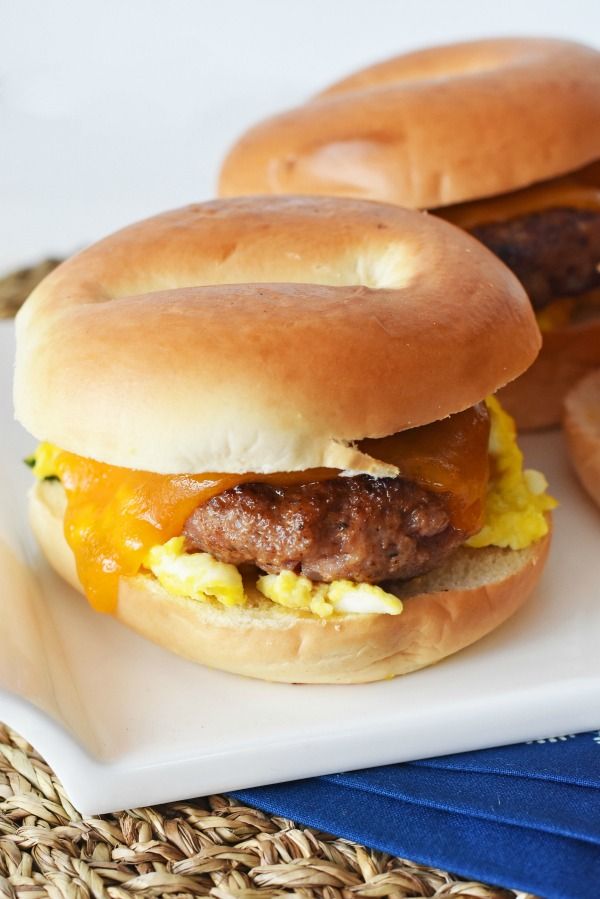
256, 570, 402, 617
28, 396, 556, 617
144, 537, 245, 607
143, 540, 402, 617
466, 396, 556, 550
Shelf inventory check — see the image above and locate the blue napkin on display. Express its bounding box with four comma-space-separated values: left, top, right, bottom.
232, 730, 600, 899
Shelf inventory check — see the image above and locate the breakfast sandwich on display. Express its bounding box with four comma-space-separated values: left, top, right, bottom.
15, 196, 554, 682
219, 38, 600, 429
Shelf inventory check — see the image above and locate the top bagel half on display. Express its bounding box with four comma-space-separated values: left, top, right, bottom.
14, 195, 538, 475
219, 38, 600, 209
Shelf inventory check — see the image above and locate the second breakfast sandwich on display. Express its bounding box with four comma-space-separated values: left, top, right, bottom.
15, 196, 554, 683
220, 38, 600, 429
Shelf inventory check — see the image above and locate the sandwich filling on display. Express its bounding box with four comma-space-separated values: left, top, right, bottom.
439, 161, 600, 329
29, 397, 555, 618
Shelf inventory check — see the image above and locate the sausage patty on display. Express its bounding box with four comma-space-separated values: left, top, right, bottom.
183, 476, 474, 584
471, 208, 600, 310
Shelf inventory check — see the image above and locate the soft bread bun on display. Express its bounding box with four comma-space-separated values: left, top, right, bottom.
14, 196, 538, 475
563, 369, 600, 508
29, 480, 551, 684
498, 318, 600, 430
219, 38, 600, 209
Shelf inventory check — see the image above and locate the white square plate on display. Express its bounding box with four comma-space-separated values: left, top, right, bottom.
1, 320, 599, 815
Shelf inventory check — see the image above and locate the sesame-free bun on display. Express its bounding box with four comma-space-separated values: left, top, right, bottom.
219, 38, 600, 210
218, 42, 600, 432
14, 196, 538, 475
30, 480, 550, 684
563, 369, 600, 508
498, 317, 600, 430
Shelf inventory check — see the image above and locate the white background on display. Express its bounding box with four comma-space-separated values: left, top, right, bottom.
2, 0, 599, 271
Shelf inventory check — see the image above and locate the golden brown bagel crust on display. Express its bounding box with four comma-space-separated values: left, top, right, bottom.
498, 318, 600, 429
219, 38, 600, 209
14, 196, 538, 474
29, 480, 551, 684
563, 369, 600, 508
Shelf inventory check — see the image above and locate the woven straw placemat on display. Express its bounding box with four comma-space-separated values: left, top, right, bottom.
0, 724, 535, 899
0, 260, 61, 319
0, 263, 537, 899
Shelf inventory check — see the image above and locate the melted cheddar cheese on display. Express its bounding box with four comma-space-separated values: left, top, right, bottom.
359, 403, 490, 533
29, 399, 554, 617
536, 289, 600, 333
438, 161, 600, 230
35, 454, 334, 613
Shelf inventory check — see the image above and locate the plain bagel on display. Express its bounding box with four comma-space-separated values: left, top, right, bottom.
219, 38, 600, 209
499, 317, 600, 430
14, 195, 538, 475
563, 369, 600, 508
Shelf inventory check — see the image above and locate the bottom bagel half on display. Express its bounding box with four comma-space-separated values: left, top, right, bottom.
30, 479, 550, 684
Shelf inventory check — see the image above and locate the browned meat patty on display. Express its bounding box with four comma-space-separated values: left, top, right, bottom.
471, 208, 600, 310
183, 476, 473, 584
